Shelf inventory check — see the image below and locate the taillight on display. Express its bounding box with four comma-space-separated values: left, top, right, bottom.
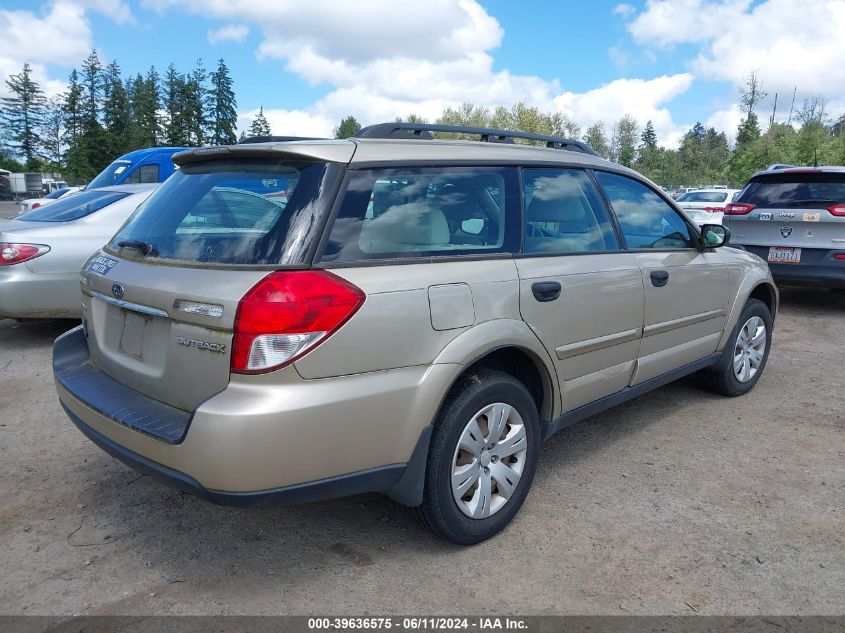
725, 203, 755, 215
702, 206, 725, 213
827, 204, 845, 217
834, 253, 845, 260
0, 243, 50, 266
231, 270, 366, 374
31, 202, 41, 209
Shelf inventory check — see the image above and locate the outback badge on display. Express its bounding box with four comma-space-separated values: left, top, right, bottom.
176, 336, 227, 353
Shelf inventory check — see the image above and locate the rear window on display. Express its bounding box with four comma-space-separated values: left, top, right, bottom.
677, 191, 728, 203
109, 159, 337, 266
18, 190, 130, 222
739, 172, 845, 209
88, 159, 132, 189
319, 166, 518, 263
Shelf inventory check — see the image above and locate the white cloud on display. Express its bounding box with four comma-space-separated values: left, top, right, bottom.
0, 0, 134, 98
208, 24, 249, 45
554, 74, 695, 148
706, 104, 744, 145
624, 0, 845, 98
238, 107, 334, 137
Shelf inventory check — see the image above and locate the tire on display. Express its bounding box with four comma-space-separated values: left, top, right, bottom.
412, 369, 540, 545
703, 298, 772, 397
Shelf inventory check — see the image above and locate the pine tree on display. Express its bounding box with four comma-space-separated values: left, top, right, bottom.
102, 61, 130, 159
184, 59, 208, 146
640, 120, 657, 150
333, 115, 361, 139
128, 67, 162, 149
41, 97, 65, 168
247, 106, 271, 137
0, 63, 47, 168
63, 70, 87, 179
208, 58, 237, 145
164, 64, 187, 146
80, 51, 103, 128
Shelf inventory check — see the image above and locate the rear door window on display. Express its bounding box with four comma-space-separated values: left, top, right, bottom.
109, 159, 339, 266
738, 172, 845, 209
522, 169, 619, 254
595, 171, 696, 249
319, 166, 519, 263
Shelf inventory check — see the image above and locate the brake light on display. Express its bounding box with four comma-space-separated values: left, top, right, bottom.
834, 253, 845, 260
702, 206, 725, 213
725, 203, 755, 215
31, 202, 41, 210
0, 243, 49, 266
231, 271, 365, 374
827, 204, 845, 217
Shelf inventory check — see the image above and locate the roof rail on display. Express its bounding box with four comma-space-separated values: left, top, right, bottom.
354, 122, 598, 156
240, 135, 326, 144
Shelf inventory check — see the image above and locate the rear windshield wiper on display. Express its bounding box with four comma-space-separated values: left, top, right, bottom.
117, 240, 158, 257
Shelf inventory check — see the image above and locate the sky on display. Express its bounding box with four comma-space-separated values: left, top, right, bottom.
1, 0, 844, 148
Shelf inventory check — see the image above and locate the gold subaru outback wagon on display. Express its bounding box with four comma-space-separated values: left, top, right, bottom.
54, 123, 777, 544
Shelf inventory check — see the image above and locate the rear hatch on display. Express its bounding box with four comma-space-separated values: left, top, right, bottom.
80, 148, 348, 412
676, 190, 733, 224
725, 170, 845, 262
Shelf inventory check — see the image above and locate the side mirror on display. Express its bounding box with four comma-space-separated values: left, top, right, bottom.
701, 224, 731, 248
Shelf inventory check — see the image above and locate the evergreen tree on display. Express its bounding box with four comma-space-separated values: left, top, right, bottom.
127, 67, 162, 149
63, 69, 87, 179
334, 115, 361, 139
41, 97, 65, 168
102, 61, 130, 158
164, 64, 187, 146
80, 51, 103, 128
640, 120, 658, 150
247, 106, 272, 137
184, 59, 208, 146
583, 122, 610, 159
0, 63, 47, 168
208, 58, 237, 145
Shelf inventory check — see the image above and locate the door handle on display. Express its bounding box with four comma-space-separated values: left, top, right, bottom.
650, 270, 670, 287
532, 281, 561, 302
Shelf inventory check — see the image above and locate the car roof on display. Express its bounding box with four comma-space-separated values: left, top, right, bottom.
751, 166, 845, 178
174, 137, 634, 175
116, 147, 191, 162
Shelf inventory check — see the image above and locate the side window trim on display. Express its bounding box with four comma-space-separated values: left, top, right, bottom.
586, 168, 628, 251
517, 166, 622, 257
592, 169, 702, 252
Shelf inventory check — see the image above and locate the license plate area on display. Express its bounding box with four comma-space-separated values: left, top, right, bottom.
118, 310, 151, 360
768, 247, 801, 263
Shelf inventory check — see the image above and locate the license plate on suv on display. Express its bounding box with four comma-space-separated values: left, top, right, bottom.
768, 247, 801, 263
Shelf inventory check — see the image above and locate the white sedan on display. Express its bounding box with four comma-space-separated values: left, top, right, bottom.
18, 186, 84, 215
675, 188, 741, 226
0, 184, 156, 319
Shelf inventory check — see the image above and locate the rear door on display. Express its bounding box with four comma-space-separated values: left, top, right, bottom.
80, 154, 346, 412
516, 168, 644, 413
725, 170, 845, 265
594, 171, 738, 384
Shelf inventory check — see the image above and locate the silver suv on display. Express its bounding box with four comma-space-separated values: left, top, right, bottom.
53, 123, 778, 544
724, 166, 845, 289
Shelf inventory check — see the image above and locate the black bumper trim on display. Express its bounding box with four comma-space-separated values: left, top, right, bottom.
62, 402, 408, 507
53, 327, 191, 444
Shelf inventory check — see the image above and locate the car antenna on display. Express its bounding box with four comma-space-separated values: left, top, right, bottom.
813, 149, 818, 168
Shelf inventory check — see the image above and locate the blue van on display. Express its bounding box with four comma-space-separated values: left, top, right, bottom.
87, 147, 189, 190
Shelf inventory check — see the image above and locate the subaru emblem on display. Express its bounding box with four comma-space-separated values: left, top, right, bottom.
780, 226, 793, 239
111, 282, 125, 299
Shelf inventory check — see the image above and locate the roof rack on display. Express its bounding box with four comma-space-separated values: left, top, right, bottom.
354, 122, 598, 156
240, 135, 326, 144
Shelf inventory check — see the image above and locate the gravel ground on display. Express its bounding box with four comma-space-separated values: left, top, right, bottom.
0, 287, 843, 616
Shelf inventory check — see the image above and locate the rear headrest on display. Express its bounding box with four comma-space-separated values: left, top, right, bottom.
364, 202, 450, 247
526, 196, 588, 224
436, 183, 481, 222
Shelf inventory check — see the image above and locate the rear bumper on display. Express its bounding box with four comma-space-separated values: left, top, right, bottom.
54, 326, 448, 506
737, 245, 845, 289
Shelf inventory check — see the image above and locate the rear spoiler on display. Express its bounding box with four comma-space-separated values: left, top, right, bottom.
172, 141, 355, 167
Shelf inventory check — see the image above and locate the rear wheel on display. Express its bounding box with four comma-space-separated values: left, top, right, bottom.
703, 298, 772, 396
413, 369, 540, 545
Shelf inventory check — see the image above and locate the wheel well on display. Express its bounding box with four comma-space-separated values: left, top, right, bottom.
749, 283, 776, 319
462, 347, 553, 421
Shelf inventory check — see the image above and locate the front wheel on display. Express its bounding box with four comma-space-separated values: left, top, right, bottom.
412, 369, 540, 545
703, 298, 773, 397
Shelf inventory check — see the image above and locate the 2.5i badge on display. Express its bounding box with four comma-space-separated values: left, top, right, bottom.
87, 255, 118, 276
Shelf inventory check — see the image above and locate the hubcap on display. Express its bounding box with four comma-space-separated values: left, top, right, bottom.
451, 402, 528, 519
733, 316, 767, 383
